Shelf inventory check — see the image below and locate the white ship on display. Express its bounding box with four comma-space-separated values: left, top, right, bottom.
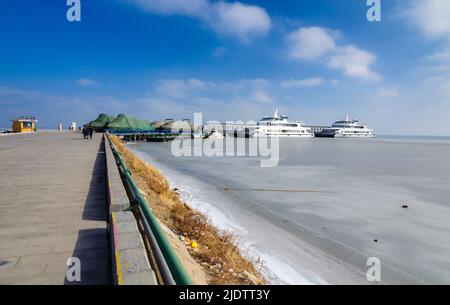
318, 114, 375, 138
252, 109, 314, 138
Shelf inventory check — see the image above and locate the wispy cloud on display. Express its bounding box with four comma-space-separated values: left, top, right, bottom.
378, 86, 400, 98
154, 78, 215, 98
0, 86, 41, 101
424, 76, 450, 97
125, 0, 209, 17
420, 49, 450, 74
442, 81, 450, 97
212, 46, 227, 59
0, 85, 126, 127
400, 0, 450, 96
402, 0, 450, 39
3, 81, 450, 135
286, 26, 380, 81
153, 77, 274, 99
77, 77, 99, 86
124, 0, 271, 42
249, 90, 273, 104
424, 50, 450, 63
280, 77, 324, 88
401, 1, 450, 67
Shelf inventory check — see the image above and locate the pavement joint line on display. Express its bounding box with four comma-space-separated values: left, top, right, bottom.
14, 256, 21, 268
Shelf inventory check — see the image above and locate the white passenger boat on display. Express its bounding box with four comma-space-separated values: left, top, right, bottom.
252, 109, 314, 138
318, 114, 375, 138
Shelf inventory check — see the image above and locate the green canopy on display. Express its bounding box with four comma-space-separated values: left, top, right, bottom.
106, 114, 155, 132
90, 114, 116, 131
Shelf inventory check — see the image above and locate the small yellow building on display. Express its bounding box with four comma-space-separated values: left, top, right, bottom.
12, 116, 38, 133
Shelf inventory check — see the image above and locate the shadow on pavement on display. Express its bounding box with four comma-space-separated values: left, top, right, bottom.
65, 136, 111, 285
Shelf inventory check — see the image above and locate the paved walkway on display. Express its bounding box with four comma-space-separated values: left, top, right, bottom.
0, 132, 110, 284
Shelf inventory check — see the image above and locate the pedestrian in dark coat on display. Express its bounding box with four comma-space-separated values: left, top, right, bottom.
89, 126, 94, 140
82, 126, 88, 139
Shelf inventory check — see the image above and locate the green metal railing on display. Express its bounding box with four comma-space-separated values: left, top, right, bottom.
107, 135, 192, 285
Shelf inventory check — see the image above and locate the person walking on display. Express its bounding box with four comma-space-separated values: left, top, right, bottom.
82, 126, 88, 139
89, 126, 94, 140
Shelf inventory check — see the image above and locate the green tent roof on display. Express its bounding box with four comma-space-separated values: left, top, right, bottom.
106, 114, 155, 132
90, 114, 116, 131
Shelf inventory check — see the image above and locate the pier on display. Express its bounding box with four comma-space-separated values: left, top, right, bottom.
0, 132, 110, 284
0, 131, 191, 285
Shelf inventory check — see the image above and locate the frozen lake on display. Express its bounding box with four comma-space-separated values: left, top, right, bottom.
130, 136, 450, 284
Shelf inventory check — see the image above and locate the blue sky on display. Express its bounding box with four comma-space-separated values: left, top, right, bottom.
1, 0, 449, 135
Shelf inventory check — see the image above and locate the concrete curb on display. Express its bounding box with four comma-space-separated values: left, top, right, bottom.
105, 135, 157, 285
110, 212, 157, 285
105, 137, 130, 213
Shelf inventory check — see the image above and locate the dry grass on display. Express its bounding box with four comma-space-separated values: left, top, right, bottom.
110, 141, 169, 194
109, 135, 265, 285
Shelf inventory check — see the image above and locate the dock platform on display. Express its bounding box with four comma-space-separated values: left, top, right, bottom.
0, 132, 110, 284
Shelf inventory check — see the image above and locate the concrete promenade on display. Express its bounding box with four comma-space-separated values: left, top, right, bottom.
0, 132, 110, 284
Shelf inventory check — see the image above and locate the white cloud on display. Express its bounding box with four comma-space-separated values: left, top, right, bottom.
124, 0, 209, 17
243, 78, 271, 87
424, 76, 450, 98
401, 1, 450, 98
0, 86, 41, 100
187, 78, 210, 90
280, 77, 324, 88
153, 77, 274, 99
124, 0, 271, 42
420, 48, 450, 74
136, 96, 191, 118
378, 86, 400, 98
135, 94, 277, 122
3, 80, 450, 135
77, 78, 99, 86
154, 79, 191, 98
330, 79, 339, 86
287, 27, 337, 60
424, 50, 450, 63
249, 91, 273, 104
0, 84, 131, 128
209, 2, 271, 42
286, 27, 379, 80
442, 81, 450, 97
403, 0, 450, 39
327, 46, 380, 81
154, 78, 213, 98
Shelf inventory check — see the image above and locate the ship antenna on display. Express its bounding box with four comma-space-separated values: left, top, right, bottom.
274, 108, 278, 117
345, 113, 349, 121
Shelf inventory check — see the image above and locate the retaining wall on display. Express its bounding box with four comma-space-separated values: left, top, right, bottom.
105, 135, 157, 285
